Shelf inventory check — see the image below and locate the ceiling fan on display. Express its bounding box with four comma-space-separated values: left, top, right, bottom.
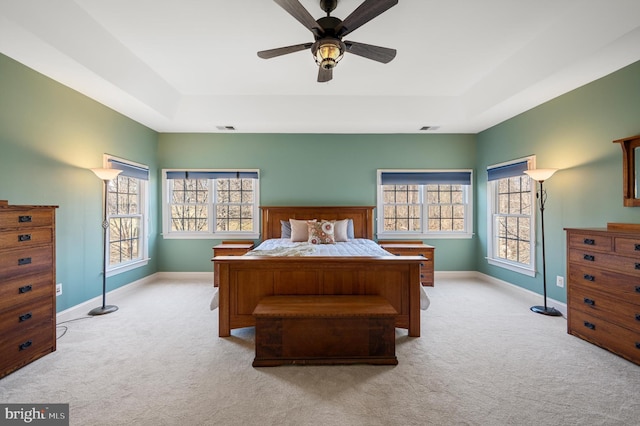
257, 0, 398, 82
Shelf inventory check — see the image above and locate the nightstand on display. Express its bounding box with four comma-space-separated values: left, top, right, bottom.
212, 241, 254, 287
379, 241, 435, 286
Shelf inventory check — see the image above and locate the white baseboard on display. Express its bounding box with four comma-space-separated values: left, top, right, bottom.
154, 271, 212, 281
56, 273, 157, 323
473, 271, 567, 316
56, 272, 213, 322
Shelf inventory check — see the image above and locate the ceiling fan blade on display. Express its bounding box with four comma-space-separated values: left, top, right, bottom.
344, 41, 396, 63
257, 43, 313, 59
336, 0, 398, 37
274, 0, 324, 36
317, 67, 333, 82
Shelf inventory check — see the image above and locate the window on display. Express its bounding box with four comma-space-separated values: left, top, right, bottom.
162, 170, 260, 239
377, 170, 473, 239
105, 156, 149, 275
486, 157, 536, 276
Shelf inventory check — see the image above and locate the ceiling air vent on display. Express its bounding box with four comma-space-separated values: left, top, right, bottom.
420, 126, 440, 131
216, 126, 236, 131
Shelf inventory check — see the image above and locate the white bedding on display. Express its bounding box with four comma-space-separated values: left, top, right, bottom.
246, 238, 392, 257
210, 238, 430, 311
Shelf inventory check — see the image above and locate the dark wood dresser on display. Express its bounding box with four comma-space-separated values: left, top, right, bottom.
0, 201, 58, 378
565, 224, 640, 365
379, 241, 435, 286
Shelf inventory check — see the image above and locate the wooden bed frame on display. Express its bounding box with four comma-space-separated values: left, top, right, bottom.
213, 206, 423, 337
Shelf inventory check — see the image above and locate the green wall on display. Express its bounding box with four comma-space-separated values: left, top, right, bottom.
476, 60, 640, 303
156, 133, 478, 273
0, 54, 159, 312
3, 47, 640, 312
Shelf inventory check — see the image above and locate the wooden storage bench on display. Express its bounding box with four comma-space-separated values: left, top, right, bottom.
252, 295, 398, 367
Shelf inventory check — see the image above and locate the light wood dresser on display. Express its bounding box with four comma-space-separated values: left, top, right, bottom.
379, 241, 435, 286
0, 200, 58, 378
565, 224, 640, 365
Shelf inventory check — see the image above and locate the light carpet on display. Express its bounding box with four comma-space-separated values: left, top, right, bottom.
1, 277, 638, 426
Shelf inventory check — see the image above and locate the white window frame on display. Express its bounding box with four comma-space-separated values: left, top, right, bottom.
161, 169, 260, 240
103, 155, 150, 277
376, 169, 474, 240
486, 156, 536, 277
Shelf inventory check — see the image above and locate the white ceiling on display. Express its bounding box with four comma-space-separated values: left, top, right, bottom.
1, 0, 640, 134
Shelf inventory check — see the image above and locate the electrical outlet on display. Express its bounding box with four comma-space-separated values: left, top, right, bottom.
556, 276, 564, 288
56, 283, 62, 296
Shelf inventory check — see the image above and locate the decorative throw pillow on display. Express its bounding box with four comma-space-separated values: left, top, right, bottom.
333, 219, 349, 242
308, 221, 335, 244
290, 219, 315, 242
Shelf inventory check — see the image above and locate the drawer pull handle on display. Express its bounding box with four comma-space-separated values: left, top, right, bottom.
19, 285, 33, 293
635, 244, 640, 251
18, 215, 32, 223
418, 253, 424, 257
18, 234, 32, 242
583, 321, 596, 330
583, 274, 595, 282
636, 286, 640, 293
19, 312, 33, 322
583, 238, 595, 245
583, 254, 595, 262
18, 257, 32, 265
636, 342, 640, 350
583, 298, 595, 306
636, 263, 640, 270
420, 274, 424, 278
635, 314, 640, 322
420, 262, 424, 266
19, 340, 33, 351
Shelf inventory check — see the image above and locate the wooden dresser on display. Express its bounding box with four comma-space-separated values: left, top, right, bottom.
379, 241, 435, 286
0, 201, 58, 378
565, 224, 640, 365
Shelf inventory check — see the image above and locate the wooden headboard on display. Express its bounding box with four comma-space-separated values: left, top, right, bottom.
261, 206, 375, 240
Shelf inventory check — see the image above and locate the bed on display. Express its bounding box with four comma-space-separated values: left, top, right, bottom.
212, 206, 426, 337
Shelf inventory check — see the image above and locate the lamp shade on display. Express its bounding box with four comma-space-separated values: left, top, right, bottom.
524, 168, 558, 182
91, 168, 123, 181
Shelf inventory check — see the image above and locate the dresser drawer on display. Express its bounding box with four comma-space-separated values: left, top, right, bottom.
568, 310, 640, 365
568, 233, 613, 252
615, 237, 640, 257
568, 285, 640, 332
0, 245, 53, 280
0, 320, 55, 376
0, 227, 53, 248
0, 299, 54, 332
0, 272, 54, 311
568, 264, 640, 303
0, 209, 54, 229
569, 249, 640, 277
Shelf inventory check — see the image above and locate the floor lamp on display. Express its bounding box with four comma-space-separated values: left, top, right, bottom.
524, 168, 562, 316
89, 168, 123, 316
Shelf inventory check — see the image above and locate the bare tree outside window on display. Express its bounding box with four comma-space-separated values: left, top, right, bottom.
107, 176, 143, 266
494, 175, 532, 264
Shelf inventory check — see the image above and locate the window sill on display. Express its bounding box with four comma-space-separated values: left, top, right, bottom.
162, 232, 260, 240
377, 232, 473, 240
106, 258, 149, 277
486, 258, 536, 277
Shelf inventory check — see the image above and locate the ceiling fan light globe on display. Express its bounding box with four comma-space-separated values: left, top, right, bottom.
314, 42, 344, 69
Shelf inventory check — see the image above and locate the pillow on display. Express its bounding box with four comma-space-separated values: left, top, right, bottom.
308, 220, 335, 244
280, 220, 291, 239
333, 219, 349, 242
290, 219, 315, 242
346, 218, 355, 239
